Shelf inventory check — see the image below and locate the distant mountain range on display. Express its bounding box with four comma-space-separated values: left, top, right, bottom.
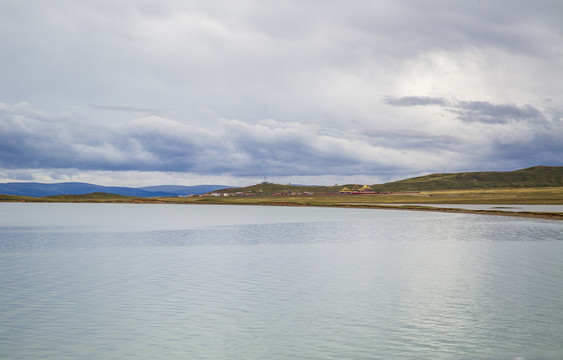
0, 166, 561, 198
0, 182, 230, 198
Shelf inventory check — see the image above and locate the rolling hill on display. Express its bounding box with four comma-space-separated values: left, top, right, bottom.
374, 166, 563, 191
215, 166, 563, 195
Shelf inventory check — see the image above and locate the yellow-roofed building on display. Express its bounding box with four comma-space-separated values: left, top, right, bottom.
359, 185, 373, 192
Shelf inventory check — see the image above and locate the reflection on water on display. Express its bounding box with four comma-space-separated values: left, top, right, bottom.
1, 203, 562, 359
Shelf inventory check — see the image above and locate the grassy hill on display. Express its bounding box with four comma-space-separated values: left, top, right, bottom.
0, 194, 36, 202
213, 166, 563, 195
374, 166, 563, 191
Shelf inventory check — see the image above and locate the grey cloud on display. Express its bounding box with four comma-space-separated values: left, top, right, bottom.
487, 123, 563, 168
379, 96, 563, 170
348, 0, 563, 58
453, 101, 546, 124
382, 96, 450, 107
89, 103, 159, 113
0, 103, 447, 177
0, 105, 214, 172
362, 129, 460, 151
1, 101, 561, 181
384, 97, 547, 124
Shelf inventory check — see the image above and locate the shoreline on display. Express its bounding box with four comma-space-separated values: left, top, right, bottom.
185, 201, 563, 221
2, 198, 562, 221
334, 203, 563, 221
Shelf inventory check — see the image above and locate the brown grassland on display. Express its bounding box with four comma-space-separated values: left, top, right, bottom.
2, 187, 562, 221
159, 187, 563, 220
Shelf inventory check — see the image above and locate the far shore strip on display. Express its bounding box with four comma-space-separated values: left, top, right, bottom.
190, 201, 563, 221
3, 198, 562, 220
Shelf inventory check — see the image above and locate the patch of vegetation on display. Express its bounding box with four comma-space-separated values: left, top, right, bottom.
0, 194, 35, 202
42, 192, 142, 202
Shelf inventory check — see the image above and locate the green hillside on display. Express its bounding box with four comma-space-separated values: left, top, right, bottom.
215, 166, 563, 195
0, 194, 35, 202
374, 166, 563, 191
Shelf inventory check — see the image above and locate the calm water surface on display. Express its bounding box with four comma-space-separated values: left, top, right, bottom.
1, 203, 562, 360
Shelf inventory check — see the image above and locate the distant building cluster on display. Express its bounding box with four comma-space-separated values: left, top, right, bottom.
200, 190, 317, 197
210, 191, 254, 197
338, 185, 378, 194
191, 184, 419, 198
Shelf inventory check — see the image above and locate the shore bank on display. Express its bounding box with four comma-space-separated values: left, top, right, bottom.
219, 201, 563, 221
2, 194, 562, 221
336, 203, 563, 221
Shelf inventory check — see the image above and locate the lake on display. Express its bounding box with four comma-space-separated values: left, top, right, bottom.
1, 203, 562, 359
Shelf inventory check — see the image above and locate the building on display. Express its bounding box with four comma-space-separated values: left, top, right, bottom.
339, 184, 378, 195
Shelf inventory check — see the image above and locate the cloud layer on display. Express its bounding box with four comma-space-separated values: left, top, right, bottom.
1, 99, 561, 185
1, 1, 562, 185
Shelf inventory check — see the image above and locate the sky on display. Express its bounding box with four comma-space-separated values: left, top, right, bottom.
1, 0, 562, 187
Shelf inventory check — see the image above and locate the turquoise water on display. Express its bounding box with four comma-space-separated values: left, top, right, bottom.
1, 203, 562, 359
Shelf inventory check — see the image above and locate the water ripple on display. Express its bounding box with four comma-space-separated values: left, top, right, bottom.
1, 204, 562, 359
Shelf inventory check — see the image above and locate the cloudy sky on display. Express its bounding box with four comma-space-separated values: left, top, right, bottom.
1, 0, 562, 186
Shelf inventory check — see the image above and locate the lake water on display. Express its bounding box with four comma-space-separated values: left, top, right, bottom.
1, 203, 562, 360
